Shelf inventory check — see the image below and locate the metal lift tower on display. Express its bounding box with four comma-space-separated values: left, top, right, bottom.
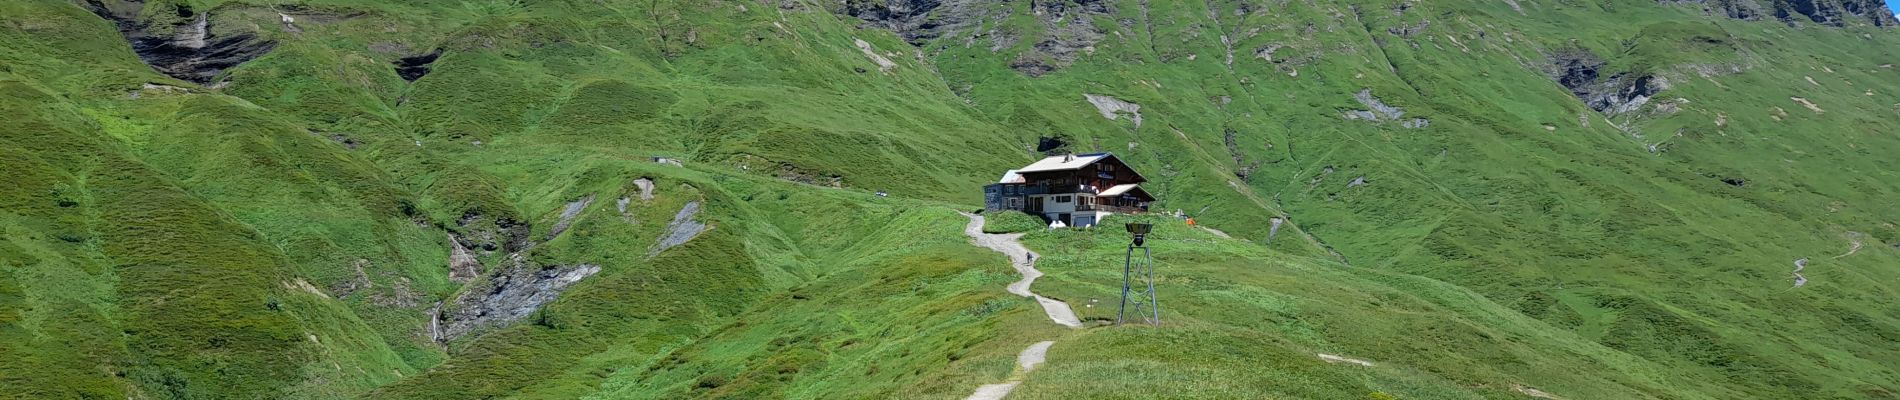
1118, 223, 1160, 325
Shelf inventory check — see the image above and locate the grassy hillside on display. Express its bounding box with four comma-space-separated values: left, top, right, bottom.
1, 0, 1898, 398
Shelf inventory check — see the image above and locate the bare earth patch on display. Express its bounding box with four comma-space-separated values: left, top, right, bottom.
1791, 97, 1825, 113
1318, 353, 1374, 367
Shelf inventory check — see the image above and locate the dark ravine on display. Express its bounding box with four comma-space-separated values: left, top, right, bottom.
394, 48, 442, 81
81, 0, 276, 83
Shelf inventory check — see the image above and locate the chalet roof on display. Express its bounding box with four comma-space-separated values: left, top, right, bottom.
1016, 153, 1111, 174
1098, 184, 1140, 196
1014, 152, 1147, 183
997, 169, 1024, 184
1094, 183, 1147, 201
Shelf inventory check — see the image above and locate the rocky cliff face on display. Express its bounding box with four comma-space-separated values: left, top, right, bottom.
80, 0, 275, 83
841, 0, 954, 44
1546, 49, 1666, 116
1776, 0, 1900, 26
839, 0, 1110, 76
1684, 0, 1900, 26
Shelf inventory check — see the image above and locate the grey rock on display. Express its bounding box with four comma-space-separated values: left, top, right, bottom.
1084, 94, 1142, 128
440, 255, 601, 341
1343, 90, 1429, 129
651, 201, 709, 257
1267, 217, 1285, 242
1545, 50, 1664, 115
633, 178, 655, 202
79, 1, 277, 83
447, 234, 484, 283
1667, 0, 1895, 26
838, 0, 1108, 76
547, 195, 594, 240
1354, 89, 1404, 120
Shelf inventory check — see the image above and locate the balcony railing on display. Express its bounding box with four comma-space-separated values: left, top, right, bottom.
998, 183, 1100, 196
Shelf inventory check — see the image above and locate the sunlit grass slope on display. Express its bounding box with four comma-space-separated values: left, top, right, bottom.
2, 0, 1899, 398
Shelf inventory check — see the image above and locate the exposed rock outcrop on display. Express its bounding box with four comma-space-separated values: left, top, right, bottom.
1771, 0, 1897, 26
81, 0, 277, 83
447, 234, 484, 283
1672, 0, 1897, 26
439, 254, 601, 341
839, 0, 1106, 76
455, 211, 531, 254
853, 38, 899, 72
1342, 89, 1430, 128
650, 201, 709, 257
1084, 93, 1142, 128
840, 0, 978, 45
632, 178, 656, 202
1546, 50, 1665, 115
1223, 127, 1260, 182
1012, 0, 1110, 76
547, 195, 594, 240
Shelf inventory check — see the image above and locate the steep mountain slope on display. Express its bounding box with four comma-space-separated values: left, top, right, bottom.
1, 0, 1898, 399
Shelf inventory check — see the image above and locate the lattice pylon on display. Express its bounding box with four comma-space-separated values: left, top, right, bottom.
1117, 242, 1159, 325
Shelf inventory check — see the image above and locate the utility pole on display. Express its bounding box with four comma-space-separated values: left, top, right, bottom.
1118, 223, 1160, 325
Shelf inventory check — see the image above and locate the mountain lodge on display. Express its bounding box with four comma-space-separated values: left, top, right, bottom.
983, 152, 1154, 227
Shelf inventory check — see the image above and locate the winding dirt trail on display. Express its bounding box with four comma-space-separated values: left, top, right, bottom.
960, 213, 1079, 400
1834, 232, 1865, 259
962, 214, 1083, 327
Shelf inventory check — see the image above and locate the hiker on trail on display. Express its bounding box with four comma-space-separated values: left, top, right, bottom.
1186, 218, 1196, 226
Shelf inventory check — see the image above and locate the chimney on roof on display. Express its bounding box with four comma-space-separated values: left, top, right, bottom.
1064, 153, 1074, 162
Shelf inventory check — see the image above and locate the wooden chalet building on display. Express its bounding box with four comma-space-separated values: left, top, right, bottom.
983, 153, 1155, 227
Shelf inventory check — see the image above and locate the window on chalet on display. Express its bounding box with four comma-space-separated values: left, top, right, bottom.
1055, 196, 1072, 203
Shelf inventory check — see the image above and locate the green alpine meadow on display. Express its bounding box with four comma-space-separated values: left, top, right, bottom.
4, 0, 1900, 398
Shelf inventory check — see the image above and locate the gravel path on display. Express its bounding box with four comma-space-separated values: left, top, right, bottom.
965, 383, 1018, 400
960, 213, 1080, 400
1019, 341, 1055, 372
963, 214, 1082, 327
